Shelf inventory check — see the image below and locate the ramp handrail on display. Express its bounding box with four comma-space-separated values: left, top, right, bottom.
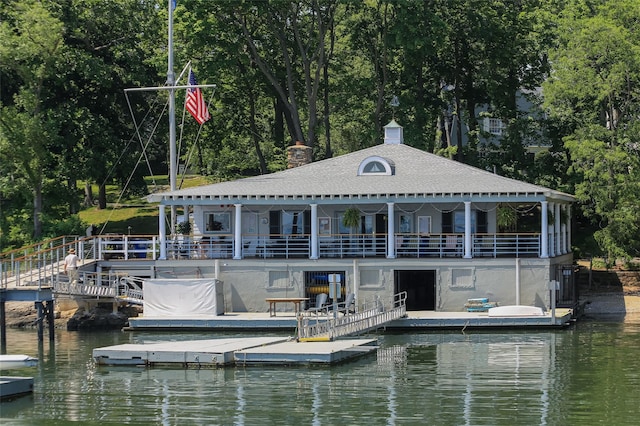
117, 276, 145, 304
297, 291, 407, 341
51, 271, 145, 304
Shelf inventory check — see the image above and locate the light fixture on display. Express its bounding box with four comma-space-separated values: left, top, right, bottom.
261, 217, 268, 224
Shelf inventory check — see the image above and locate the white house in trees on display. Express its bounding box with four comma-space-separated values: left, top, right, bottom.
145, 120, 575, 314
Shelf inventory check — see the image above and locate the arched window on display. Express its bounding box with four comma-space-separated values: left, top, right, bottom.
358, 156, 394, 176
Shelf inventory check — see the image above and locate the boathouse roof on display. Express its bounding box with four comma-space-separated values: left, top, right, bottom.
147, 142, 574, 206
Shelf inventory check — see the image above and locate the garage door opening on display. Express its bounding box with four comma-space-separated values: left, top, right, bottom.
394, 270, 436, 311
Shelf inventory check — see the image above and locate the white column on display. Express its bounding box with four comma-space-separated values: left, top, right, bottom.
516, 258, 521, 305
387, 202, 395, 258
464, 201, 472, 258
548, 202, 555, 257
234, 204, 242, 259
561, 205, 567, 254
353, 259, 359, 308
159, 204, 167, 260
540, 201, 549, 258
567, 205, 572, 253
310, 204, 318, 259
553, 203, 562, 256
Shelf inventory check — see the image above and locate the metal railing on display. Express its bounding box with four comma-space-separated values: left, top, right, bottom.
52, 271, 144, 303
1, 232, 547, 289
297, 292, 407, 341
117, 276, 145, 304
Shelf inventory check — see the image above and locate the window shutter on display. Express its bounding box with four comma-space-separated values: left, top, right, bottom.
269, 211, 280, 238
442, 212, 453, 233
304, 210, 311, 235
476, 211, 488, 233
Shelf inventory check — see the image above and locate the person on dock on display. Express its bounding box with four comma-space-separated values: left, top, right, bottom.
64, 248, 80, 284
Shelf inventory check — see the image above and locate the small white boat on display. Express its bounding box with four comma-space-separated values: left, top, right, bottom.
488, 305, 545, 317
0, 354, 39, 370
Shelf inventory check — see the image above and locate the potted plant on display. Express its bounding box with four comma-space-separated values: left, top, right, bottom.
176, 220, 192, 235
175, 221, 192, 258
342, 207, 360, 253
496, 204, 516, 232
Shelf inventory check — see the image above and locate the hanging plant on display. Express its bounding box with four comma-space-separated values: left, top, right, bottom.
176, 221, 191, 235
342, 207, 360, 231
496, 204, 517, 231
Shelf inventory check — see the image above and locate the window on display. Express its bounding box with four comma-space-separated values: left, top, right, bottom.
484, 118, 506, 136
363, 161, 387, 173
453, 211, 474, 233
442, 211, 486, 233
268, 270, 292, 289
358, 156, 394, 175
450, 268, 475, 289
204, 212, 230, 233
282, 211, 305, 236
319, 217, 331, 235
399, 214, 412, 233
418, 216, 432, 234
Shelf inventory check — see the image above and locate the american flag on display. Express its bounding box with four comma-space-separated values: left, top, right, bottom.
185, 70, 210, 125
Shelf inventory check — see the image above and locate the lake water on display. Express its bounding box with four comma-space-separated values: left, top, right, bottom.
2, 316, 640, 425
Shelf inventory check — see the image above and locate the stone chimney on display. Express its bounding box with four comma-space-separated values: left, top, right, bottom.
287, 141, 313, 168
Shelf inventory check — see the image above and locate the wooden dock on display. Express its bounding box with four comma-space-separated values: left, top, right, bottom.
93, 337, 378, 367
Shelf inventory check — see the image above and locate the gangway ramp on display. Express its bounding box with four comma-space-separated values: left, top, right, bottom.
55, 282, 117, 298
297, 292, 407, 341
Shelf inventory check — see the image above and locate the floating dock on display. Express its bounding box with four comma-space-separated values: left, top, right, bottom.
0, 376, 34, 400
93, 337, 378, 367
126, 309, 574, 331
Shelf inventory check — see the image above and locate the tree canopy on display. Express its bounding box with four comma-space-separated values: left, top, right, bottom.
1, 0, 639, 262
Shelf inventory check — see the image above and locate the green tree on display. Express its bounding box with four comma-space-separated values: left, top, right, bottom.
1, 0, 162, 247
55, 0, 163, 209
544, 1, 640, 260
0, 0, 65, 239
228, 1, 337, 151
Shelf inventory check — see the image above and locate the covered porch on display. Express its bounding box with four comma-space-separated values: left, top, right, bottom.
156, 199, 571, 261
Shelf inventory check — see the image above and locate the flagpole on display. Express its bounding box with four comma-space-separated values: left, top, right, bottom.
168, 0, 177, 235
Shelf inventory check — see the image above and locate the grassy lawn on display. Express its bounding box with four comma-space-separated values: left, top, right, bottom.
78, 175, 210, 235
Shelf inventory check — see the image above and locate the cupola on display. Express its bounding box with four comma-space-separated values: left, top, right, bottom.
384, 120, 403, 144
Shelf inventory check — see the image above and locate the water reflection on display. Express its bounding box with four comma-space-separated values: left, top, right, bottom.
2, 324, 640, 424
375, 333, 561, 425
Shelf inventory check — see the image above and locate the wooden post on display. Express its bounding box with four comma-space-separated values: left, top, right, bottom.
0, 301, 6, 350
36, 301, 44, 342
46, 300, 55, 341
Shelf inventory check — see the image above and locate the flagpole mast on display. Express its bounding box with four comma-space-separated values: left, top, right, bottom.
167, 0, 177, 235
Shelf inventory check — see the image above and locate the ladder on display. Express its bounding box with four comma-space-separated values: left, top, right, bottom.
297, 292, 407, 341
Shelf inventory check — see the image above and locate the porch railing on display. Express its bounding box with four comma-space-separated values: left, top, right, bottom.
1, 232, 547, 288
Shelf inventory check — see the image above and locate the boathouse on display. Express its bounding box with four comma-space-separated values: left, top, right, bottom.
141, 120, 576, 314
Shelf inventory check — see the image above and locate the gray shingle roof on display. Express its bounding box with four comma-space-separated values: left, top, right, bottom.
149, 143, 574, 204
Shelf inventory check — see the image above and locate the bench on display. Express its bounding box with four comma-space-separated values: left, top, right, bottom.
265, 297, 309, 317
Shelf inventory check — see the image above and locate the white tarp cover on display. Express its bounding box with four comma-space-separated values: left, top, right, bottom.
143, 279, 222, 317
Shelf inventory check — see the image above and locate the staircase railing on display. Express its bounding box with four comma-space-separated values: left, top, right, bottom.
297, 291, 407, 341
